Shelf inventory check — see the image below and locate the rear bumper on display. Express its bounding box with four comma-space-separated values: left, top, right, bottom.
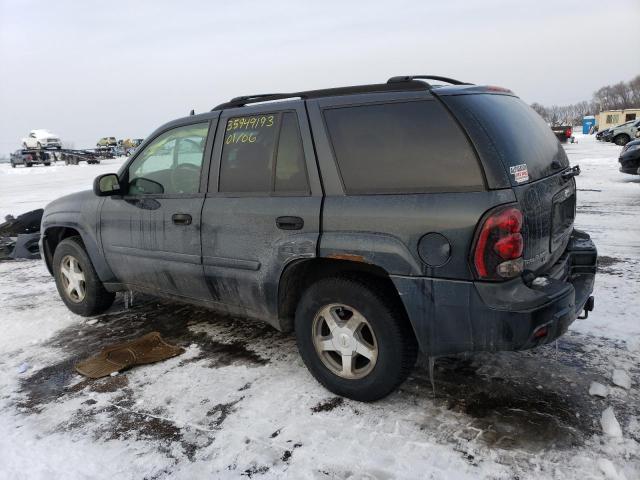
391, 229, 597, 356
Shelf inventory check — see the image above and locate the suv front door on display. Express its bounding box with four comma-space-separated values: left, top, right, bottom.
201, 101, 322, 325
100, 120, 215, 299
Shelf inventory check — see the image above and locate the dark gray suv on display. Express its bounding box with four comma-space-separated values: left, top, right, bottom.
40, 76, 597, 401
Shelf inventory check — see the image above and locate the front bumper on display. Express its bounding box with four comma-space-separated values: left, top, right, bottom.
391, 229, 597, 356
619, 155, 640, 175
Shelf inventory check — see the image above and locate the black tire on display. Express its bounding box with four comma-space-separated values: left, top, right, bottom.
25, 162, 33, 168
614, 134, 630, 146
52, 236, 115, 316
11, 162, 16, 168
44, 162, 51, 166
295, 276, 418, 402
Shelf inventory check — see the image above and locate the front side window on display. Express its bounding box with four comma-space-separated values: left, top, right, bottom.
128, 123, 209, 195
219, 112, 309, 194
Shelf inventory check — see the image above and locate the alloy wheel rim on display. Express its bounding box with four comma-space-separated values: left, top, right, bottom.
60, 255, 86, 303
312, 303, 378, 379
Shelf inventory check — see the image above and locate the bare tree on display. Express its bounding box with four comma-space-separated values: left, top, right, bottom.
627, 75, 640, 107
531, 102, 549, 121
610, 82, 632, 109
532, 75, 639, 126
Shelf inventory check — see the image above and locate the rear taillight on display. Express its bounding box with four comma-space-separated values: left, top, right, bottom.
565, 127, 572, 138
472, 205, 524, 280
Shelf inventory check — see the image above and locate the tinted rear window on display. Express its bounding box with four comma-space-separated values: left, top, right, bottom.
442, 94, 569, 184
323, 100, 484, 194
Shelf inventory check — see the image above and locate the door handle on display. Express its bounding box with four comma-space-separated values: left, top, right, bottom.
172, 213, 192, 225
276, 216, 304, 230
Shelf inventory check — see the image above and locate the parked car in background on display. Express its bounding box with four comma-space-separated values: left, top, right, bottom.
97, 137, 117, 147
609, 119, 640, 146
121, 138, 144, 148
596, 128, 610, 141
10, 149, 52, 167
551, 125, 573, 143
21, 129, 62, 149
40, 75, 597, 401
618, 138, 640, 175
115, 138, 144, 156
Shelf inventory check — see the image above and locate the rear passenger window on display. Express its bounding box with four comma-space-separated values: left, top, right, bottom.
219, 114, 280, 193
219, 112, 309, 194
323, 101, 484, 194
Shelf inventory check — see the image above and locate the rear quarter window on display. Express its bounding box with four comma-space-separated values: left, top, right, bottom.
323, 100, 485, 194
441, 94, 569, 185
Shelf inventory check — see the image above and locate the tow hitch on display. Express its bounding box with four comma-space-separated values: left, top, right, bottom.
578, 296, 595, 319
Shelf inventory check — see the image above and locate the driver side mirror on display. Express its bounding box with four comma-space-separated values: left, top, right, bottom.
93, 173, 122, 197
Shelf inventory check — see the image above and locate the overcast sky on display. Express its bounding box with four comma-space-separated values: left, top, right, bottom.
1, 0, 639, 154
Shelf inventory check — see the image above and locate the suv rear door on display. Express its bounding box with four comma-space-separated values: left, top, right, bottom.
201, 101, 322, 324
438, 91, 576, 273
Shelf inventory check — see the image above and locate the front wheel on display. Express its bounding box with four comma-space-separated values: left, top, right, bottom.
295, 277, 417, 402
614, 134, 630, 146
53, 236, 115, 316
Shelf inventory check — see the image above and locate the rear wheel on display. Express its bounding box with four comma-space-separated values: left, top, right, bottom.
295, 277, 417, 402
614, 134, 630, 146
53, 236, 115, 316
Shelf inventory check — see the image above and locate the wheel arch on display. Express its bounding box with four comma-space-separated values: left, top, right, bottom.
41, 226, 84, 275
277, 258, 415, 338
41, 224, 115, 285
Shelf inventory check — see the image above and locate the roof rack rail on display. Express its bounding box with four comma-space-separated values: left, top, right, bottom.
213, 93, 304, 111
211, 79, 432, 111
387, 75, 472, 86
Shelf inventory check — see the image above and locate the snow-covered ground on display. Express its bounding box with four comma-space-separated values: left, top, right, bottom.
0, 157, 127, 220
0, 135, 638, 480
